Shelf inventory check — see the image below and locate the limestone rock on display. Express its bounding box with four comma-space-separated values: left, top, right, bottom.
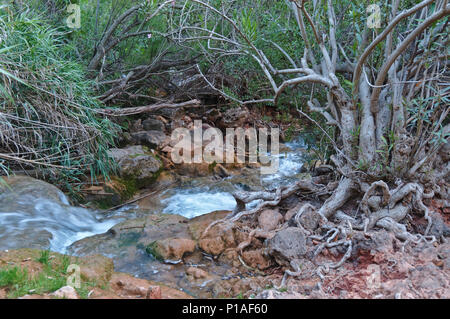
198, 222, 236, 256
266, 227, 307, 266
79, 254, 114, 285
186, 267, 210, 280
241, 249, 272, 270
150, 237, 196, 261
298, 209, 321, 231
50, 286, 79, 299
131, 130, 167, 149
0, 175, 68, 205
107, 145, 162, 184
258, 209, 283, 231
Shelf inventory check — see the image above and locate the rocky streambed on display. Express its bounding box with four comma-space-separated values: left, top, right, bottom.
0, 135, 315, 298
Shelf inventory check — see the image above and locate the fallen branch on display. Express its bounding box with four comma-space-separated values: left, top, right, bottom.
96, 99, 201, 116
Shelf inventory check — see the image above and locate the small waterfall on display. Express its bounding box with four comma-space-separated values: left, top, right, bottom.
0, 189, 117, 253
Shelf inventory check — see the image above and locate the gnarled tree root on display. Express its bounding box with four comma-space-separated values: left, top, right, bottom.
200, 177, 440, 285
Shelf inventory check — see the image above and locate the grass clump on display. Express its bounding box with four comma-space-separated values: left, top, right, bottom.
0, 254, 95, 299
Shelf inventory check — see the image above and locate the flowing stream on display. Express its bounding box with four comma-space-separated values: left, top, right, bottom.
0, 136, 309, 254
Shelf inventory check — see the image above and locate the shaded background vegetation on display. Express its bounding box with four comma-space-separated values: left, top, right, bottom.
1, 0, 448, 190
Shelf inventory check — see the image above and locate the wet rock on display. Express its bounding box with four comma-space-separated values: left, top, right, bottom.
188, 211, 231, 241
175, 162, 212, 177
131, 130, 167, 149
278, 143, 292, 153
213, 164, 230, 178
107, 145, 162, 185
80, 177, 134, 208
199, 222, 236, 256
149, 237, 196, 261
266, 227, 307, 266
0, 175, 68, 205
50, 286, 79, 299
0, 177, 74, 250
142, 118, 165, 131
68, 213, 190, 257
186, 267, 210, 280
241, 249, 272, 270
258, 209, 283, 231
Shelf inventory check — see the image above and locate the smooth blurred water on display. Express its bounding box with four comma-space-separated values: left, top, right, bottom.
0, 136, 307, 253
162, 191, 237, 218
0, 191, 117, 253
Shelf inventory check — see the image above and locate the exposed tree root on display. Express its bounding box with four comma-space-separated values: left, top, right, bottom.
236, 227, 279, 253
200, 174, 445, 284
358, 181, 434, 236
201, 179, 322, 237
317, 177, 355, 219
232, 179, 322, 214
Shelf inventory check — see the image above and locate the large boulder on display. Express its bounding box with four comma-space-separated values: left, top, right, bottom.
108, 145, 162, 186
0, 175, 68, 205
266, 227, 307, 266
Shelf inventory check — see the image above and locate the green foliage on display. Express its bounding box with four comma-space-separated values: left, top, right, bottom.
0, 5, 118, 188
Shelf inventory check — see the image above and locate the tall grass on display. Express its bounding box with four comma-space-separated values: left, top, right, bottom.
0, 4, 118, 188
